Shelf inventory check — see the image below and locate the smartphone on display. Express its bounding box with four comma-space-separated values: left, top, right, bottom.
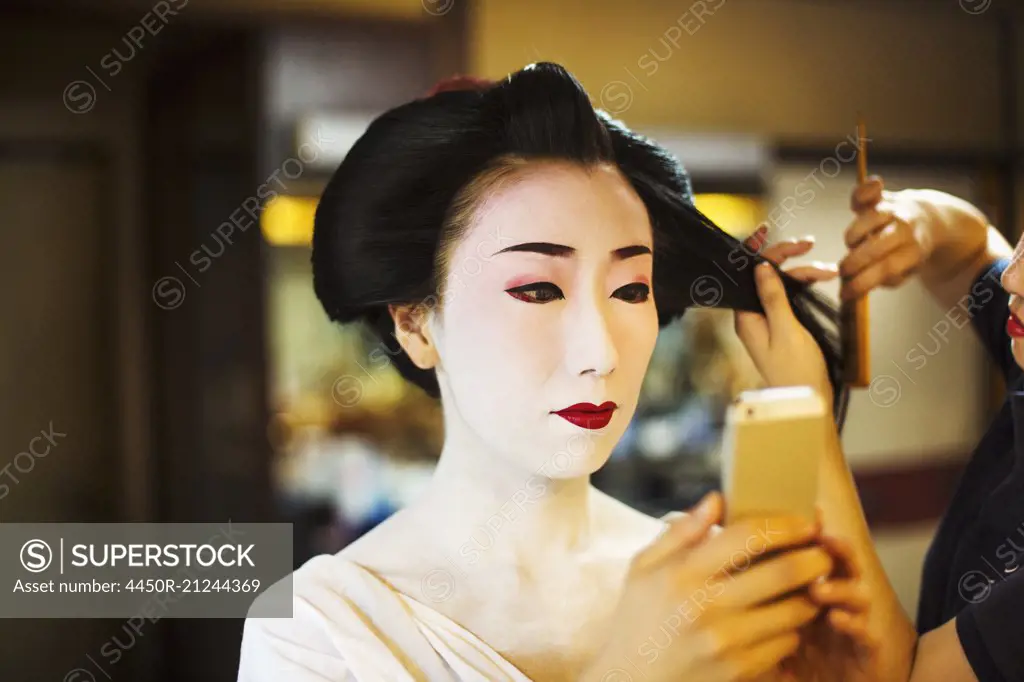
720, 386, 826, 525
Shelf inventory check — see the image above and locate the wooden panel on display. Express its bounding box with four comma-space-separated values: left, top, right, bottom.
0, 146, 124, 679
854, 456, 969, 527
0, 149, 119, 521
144, 31, 272, 682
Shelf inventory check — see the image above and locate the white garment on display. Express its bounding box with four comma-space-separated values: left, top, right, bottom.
237, 554, 532, 682
238, 513, 683, 682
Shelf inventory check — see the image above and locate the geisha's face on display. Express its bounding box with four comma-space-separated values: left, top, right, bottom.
426, 161, 659, 477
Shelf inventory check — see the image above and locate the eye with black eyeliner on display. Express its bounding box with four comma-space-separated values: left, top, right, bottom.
505, 282, 565, 303
613, 282, 650, 303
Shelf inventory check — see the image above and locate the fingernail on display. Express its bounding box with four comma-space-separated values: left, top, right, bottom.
696, 504, 712, 524
697, 492, 718, 519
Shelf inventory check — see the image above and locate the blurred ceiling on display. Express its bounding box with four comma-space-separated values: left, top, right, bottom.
7, 0, 1024, 24
2, 0, 430, 23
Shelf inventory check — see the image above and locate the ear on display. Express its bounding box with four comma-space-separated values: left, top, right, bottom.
388, 303, 438, 370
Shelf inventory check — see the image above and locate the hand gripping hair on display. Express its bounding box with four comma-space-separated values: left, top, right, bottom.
312, 62, 847, 422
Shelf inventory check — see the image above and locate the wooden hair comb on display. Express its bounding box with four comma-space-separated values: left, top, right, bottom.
841, 115, 871, 387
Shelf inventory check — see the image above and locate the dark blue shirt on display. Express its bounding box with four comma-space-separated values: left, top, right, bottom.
917, 259, 1024, 682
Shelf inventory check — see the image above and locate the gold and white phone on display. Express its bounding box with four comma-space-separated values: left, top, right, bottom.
720, 386, 827, 525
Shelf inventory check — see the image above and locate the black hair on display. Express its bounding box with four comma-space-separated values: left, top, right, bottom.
312, 62, 847, 419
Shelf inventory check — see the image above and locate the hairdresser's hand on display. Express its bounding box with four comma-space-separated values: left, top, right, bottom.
782, 533, 882, 682
838, 176, 933, 302
842, 176, 1002, 311
745, 225, 839, 285
581, 492, 834, 682
734, 257, 832, 405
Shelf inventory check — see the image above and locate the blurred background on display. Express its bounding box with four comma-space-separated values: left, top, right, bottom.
2, 0, 1023, 679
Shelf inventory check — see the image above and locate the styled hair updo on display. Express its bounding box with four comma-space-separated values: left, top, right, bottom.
312, 62, 845, 417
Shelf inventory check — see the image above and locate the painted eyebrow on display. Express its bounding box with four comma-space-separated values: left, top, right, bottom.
494, 242, 652, 260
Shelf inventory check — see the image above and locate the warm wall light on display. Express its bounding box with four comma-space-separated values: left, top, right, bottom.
262, 193, 761, 247
261, 196, 319, 247
693, 194, 761, 239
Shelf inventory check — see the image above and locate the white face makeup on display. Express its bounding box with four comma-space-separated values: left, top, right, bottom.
1002, 235, 1024, 370
428, 161, 659, 478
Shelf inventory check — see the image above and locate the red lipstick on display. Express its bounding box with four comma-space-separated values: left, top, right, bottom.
1008, 312, 1024, 338
552, 402, 617, 430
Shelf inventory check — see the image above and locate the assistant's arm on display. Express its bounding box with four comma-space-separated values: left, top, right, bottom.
905, 190, 1011, 312
816, 415, 918, 682
842, 182, 1013, 312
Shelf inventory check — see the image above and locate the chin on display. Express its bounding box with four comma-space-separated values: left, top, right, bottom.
537, 445, 613, 479
539, 418, 624, 476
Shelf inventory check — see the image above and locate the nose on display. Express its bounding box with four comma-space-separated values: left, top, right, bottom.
1003, 236, 1024, 295
565, 295, 619, 378
1002, 264, 1022, 304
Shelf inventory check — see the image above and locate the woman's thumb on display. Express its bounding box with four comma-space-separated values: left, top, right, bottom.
851, 176, 883, 212
754, 262, 791, 332
734, 308, 768, 352
635, 493, 720, 570
691, 491, 722, 525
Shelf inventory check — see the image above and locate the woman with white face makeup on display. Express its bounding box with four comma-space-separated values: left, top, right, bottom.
831, 179, 1024, 682
236, 64, 898, 682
